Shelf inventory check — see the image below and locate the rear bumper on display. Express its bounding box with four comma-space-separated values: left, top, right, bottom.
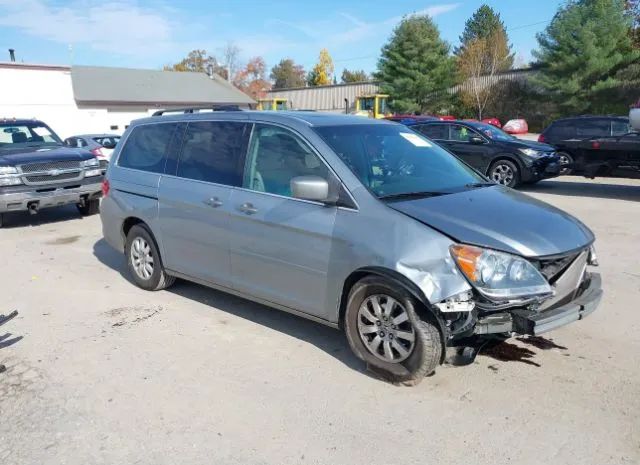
0, 178, 102, 213
473, 273, 602, 336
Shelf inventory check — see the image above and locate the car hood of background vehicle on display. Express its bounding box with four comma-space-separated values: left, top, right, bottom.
387, 185, 594, 258
498, 138, 556, 153
0, 146, 93, 165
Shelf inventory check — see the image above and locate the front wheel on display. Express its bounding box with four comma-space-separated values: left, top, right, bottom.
489, 159, 520, 188
344, 276, 443, 385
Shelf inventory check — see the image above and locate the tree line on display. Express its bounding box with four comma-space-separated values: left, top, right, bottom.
164, 0, 639, 123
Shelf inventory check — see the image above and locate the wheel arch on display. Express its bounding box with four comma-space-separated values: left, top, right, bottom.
486, 153, 525, 176
338, 266, 448, 360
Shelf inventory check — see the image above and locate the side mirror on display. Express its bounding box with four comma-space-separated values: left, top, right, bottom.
470, 136, 485, 145
291, 176, 330, 202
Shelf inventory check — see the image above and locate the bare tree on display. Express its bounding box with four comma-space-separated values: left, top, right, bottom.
457, 30, 511, 120
221, 42, 241, 82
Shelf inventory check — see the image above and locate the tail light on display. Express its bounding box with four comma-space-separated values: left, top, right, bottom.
591, 141, 601, 149
538, 134, 546, 143
91, 147, 105, 157
102, 179, 110, 197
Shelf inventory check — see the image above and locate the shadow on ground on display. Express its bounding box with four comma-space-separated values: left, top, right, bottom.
93, 239, 365, 374
521, 177, 640, 201
1, 205, 85, 229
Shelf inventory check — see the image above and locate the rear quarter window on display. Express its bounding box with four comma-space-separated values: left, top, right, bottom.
547, 121, 576, 139
117, 123, 176, 173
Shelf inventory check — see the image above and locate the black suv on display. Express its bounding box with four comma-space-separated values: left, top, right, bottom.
0, 118, 103, 227
407, 120, 560, 188
539, 116, 637, 178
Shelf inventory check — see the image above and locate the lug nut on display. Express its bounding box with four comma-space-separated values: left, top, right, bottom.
389, 334, 394, 340
376, 321, 381, 326
379, 331, 385, 337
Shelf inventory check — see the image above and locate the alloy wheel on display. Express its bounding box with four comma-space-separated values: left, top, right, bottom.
357, 294, 416, 363
491, 163, 515, 186
130, 237, 154, 280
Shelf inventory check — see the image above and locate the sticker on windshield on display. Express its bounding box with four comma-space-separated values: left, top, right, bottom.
400, 132, 431, 147
32, 127, 52, 137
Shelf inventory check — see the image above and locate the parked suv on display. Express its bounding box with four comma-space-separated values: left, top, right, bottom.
100, 110, 602, 384
408, 120, 560, 188
0, 118, 103, 227
539, 115, 633, 175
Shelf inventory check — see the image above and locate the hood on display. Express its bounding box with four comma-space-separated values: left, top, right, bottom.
499, 138, 555, 152
0, 146, 93, 165
387, 185, 594, 258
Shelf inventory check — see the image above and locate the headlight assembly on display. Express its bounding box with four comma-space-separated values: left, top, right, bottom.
450, 244, 551, 301
518, 148, 542, 157
0, 166, 22, 186
82, 158, 99, 168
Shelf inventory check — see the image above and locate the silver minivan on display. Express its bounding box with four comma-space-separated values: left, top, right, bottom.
100, 110, 602, 384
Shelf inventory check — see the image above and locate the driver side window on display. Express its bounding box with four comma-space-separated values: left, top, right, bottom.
450, 125, 479, 142
243, 124, 329, 198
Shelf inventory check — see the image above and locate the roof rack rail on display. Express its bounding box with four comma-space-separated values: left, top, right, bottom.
152, 105, 242, 116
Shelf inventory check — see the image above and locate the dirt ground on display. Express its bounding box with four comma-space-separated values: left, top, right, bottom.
1, 177, 639, 465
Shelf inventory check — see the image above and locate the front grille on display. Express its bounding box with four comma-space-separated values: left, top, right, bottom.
538, 252, 580, 282
19, 160, 81, 173
25, 172, 81, 183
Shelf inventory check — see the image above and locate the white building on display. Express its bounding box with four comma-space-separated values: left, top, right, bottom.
0, 61, 254, 139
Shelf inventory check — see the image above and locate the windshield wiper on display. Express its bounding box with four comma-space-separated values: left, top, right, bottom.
378, 191, 449, 200
465, 182, 495, 188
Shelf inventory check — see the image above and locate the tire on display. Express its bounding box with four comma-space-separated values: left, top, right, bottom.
344, 276, 443, 385
557, 152, 574, 175
488, 159, 520, 188
77, 198, 100, 216
125, 224, 175, 291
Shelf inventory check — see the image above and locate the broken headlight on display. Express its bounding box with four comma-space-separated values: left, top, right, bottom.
450, 244, 551, 301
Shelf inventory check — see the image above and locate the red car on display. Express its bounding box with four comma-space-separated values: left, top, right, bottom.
482, 117, 502, 128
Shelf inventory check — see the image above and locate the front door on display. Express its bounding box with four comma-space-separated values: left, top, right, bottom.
158, 120, 250, 288
228, 123, 337, 319
444, 124, 490, 170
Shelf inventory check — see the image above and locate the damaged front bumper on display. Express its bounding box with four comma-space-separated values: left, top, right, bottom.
473, 272, 602, 336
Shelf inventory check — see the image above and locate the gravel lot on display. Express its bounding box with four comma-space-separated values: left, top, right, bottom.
1, 177, 639, 465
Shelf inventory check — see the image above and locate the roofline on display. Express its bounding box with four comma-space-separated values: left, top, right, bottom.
0, 61, 70, 71
269, 80, 381, 92
75, 100, 254, 107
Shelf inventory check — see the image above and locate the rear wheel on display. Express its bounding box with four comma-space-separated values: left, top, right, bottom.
344, 276, 443, 385
77, 198, 100, 216
489, 159, 520, 188
125, 224, 175, 291
557, 152, 574, 175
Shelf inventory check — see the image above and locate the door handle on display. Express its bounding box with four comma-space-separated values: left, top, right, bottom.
238, 202, 257, 215
203, 197, 223, 208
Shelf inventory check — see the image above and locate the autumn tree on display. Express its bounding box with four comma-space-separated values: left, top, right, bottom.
307, 49, 334, 86
235, 57, 272, 99
164, 50, 226, 76
341, 69, 369, 83
457, 30, 512, 119
533, 0, 640, 115
376, 15, 455, 113
270, 59, 306, 88
627, 0, 640, 47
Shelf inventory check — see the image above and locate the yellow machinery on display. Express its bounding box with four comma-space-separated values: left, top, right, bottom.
257, 98, 289, 111
354, 94, 389, 119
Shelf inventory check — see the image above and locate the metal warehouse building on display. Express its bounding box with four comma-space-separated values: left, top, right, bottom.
267, 81, 381, 113
0, 61, 254, 138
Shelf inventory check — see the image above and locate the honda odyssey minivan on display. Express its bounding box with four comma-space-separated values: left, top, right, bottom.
100, 109, 602, 385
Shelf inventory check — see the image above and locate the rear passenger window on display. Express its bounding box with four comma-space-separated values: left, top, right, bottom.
177, 121, 248, 186
576, 119, 609, 138
414, 124, 448, 140
118, 123, 176, 173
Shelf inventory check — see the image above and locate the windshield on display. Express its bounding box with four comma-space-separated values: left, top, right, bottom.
94, 136, 120, 149
314, 124, 486, 198
467, 122, 515, 141
0, 121, 62, 150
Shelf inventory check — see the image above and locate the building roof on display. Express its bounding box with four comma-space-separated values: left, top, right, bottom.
71, 65, 254, 106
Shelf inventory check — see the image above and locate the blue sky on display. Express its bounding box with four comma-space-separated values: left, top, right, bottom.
0, 0, 564, 74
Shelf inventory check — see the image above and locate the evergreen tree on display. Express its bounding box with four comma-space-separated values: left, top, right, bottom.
533, 0, 640, 115
270, 59, 306, 89
341, 69, 369, 83
376, 15, 455, 113
455, 3, 514, 69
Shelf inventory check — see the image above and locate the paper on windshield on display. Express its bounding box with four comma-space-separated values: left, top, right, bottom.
32, 127, 52, 137
400, 132, 432, 147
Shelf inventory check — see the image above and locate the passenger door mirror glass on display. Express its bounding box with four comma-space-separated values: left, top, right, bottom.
470, 136, 485, 145
291, 175, 329, 202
